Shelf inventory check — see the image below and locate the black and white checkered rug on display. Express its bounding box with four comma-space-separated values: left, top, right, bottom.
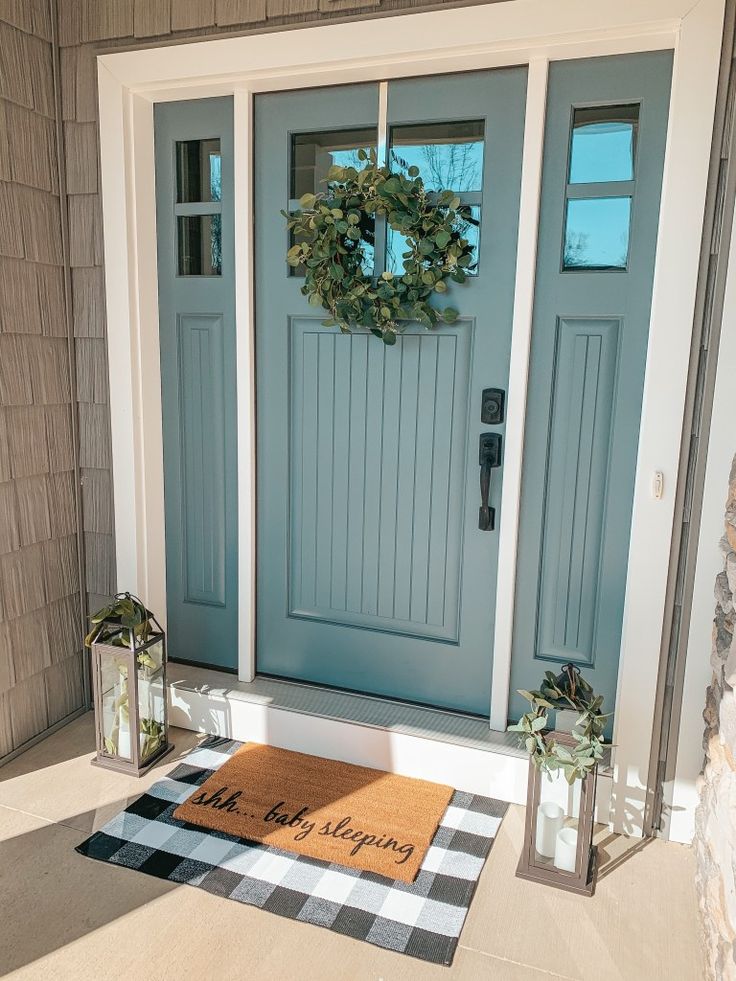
77, 736, 507, 966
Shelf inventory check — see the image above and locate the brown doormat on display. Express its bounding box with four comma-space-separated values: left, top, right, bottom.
173, 743, 454, 883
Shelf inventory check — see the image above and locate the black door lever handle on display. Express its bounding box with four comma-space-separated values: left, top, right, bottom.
479, 433, 502, 531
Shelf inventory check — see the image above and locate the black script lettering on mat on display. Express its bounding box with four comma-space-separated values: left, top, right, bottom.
188, 791, 416, 866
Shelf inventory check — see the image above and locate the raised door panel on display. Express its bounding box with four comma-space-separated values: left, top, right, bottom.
178, 313, 226, 607
289, 320, 471, 642
535, 318, 619, 666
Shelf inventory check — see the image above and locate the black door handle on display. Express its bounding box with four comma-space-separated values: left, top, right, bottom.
479, 433, 502, 531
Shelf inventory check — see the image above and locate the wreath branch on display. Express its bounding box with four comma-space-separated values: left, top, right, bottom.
282, 148, 477, 345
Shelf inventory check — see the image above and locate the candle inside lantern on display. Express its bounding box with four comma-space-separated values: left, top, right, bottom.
535, 801, 564, 858
117, 713, 131, 758
554, 827, 578, 872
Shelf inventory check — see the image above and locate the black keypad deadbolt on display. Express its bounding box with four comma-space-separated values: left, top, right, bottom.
481, 388, 505, 425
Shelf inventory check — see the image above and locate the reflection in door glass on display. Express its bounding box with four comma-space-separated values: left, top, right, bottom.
176, 138, 222, 203
386, 205, 480, 276
290, 128, 377, 277
177, 214, 222, 275
291, 128, 376, 198
568, 105, 638, 184
563, 197, 631, 270
389, 120, 484, 193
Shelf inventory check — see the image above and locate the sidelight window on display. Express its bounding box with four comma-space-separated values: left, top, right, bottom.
562, 104, 639, 271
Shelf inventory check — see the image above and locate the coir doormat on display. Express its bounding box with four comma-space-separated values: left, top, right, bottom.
77, 737, 507, 966
173, 743, 453, 882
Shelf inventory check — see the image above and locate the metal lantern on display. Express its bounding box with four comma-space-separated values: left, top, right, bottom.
90, 594, 174, 776
516, 730, 599, 896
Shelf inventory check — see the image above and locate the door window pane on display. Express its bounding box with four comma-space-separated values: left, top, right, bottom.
563, 197, 631, 270
568, 105, 638, 184
177, 214, 222, 275
176, 138, 222, 203
290, 128, 377, 277
386, 205, 480, 276
291, 127, 376, 199
389, 120, 484, 193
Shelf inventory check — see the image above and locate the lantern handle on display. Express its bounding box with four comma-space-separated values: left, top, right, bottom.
113, 591, 165, 639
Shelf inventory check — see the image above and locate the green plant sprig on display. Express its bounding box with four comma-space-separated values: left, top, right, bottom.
282, 148, 477, 345
85, 592, 157, 669
508, 668, 609, 784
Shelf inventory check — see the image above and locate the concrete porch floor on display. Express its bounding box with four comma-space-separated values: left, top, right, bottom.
0, 714, 702, 981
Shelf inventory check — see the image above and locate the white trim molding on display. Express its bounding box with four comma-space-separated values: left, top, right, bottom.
96, 0, 725, 836
489, 55, 548, 730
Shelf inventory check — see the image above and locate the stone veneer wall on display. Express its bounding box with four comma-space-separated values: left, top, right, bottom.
695, 455, 736, 980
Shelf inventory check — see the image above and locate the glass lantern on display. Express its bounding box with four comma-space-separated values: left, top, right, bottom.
90, 596, 173, 776
516, 730, 598, 896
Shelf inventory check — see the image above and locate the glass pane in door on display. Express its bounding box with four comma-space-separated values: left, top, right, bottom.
290, 127, 377, 276
176, 138, 222, 202
389, 120, 484, 192
291, 127, 376, 198
568, 105, 638, 184
563, 197, 632, 270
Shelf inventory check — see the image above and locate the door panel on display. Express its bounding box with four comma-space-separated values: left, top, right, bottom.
509, 52, 673, 726
178, 313, 227, 607
154, 98, 238, 670
288, 323, 470, 642
255, 70, 527, 714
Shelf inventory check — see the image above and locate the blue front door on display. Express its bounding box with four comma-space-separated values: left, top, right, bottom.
254, 70, 527, 714
154, 98, 239, 671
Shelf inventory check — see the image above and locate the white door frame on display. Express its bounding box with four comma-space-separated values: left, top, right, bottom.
97, 0, 724, 834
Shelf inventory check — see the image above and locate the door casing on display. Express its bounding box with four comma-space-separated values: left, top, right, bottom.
95, 0, 725, 836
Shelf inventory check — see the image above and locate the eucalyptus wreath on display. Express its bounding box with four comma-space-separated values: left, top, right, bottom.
283, 148, 477, 345
508, 664, 609, 784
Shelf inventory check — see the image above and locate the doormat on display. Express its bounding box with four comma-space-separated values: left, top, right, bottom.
173, 743, 453, 882
76, 737, 507, 966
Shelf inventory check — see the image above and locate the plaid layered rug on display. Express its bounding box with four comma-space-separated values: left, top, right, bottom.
76, 736, 507, 966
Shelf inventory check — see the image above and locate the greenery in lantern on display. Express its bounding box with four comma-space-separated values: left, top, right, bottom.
85, 593, 165, 759
509, 663, 608, 784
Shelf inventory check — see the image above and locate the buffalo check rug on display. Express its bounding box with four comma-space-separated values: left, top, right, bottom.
76, 736, 508, 966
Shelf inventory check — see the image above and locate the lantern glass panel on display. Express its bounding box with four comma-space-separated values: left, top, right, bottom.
100, 650, 132, 761
136, 637, 166, 765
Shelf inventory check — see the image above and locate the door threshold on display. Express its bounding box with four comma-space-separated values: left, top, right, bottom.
167, 665, 611, 811
169, 665, 524, 755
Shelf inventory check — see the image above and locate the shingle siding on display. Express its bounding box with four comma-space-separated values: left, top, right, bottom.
0, 6, 86, 762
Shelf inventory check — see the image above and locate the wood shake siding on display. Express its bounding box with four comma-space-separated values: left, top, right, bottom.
0, 0, 492, 760
0, 3, 85, 759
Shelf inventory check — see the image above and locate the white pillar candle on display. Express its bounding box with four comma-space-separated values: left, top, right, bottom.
535, 802, 564, 858
554, 827, 578, 872
117, 715, 131, 758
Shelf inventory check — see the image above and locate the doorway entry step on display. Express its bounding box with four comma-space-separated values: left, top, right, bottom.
167, 665, 612, 812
